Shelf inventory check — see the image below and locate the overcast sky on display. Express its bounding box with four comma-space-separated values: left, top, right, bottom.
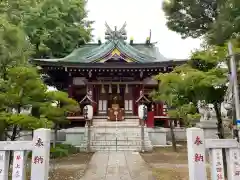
86, 0, 202, 59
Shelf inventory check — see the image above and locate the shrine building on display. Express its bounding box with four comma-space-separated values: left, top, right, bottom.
32, 23, 186, 128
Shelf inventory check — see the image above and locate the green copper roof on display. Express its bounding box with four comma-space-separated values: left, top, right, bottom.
33, 23, 168, 64
33, 40, 168, 63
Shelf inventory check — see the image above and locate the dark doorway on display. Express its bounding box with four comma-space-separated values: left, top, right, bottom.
108, 85, 124, 109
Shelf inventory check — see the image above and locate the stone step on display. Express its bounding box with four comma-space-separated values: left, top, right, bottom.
89, 134, 148, 138
89, 129, 148, 134
89, 126, 146, 130
92, 122, 139, 125
90, 141, 152, 146
89, 133, 148, 137
92, 124, 139, 127
90, 138, 150, 142
89, 134, 150, 138
92, 120, 139, 124
89, 136, 151, 140
93, 119, 139, 121
125, 116, 139, 119
93, 116, 139, 119
90, 145, 152, 151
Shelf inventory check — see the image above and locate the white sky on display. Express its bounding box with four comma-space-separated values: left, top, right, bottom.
87, 0, 202, 59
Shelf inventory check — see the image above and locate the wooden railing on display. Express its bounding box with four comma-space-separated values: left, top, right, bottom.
68, 111, 82, 117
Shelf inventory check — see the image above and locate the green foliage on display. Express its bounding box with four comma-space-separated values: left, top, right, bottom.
24, 0, 93, 58
0, 0, 40, 25
42, 91, 80, 125
168, 105, 200, 127
152, 72, 200, 125
162, 0, 219, 38
0, 0, 88, 140
0, 66, 53, 138
0, 66, 79, 140
4, 66, 47, 108
0, 16, 32, 77
207, 0, 240, 45
50, 143, 79, 158
162, 0, 240, 46
27, 143, 79, 159
153, 44, 234, 127
0, 0, 93, 58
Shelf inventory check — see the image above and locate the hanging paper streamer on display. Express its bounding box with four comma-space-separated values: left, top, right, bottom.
109, 84, 112, 93
101, 84, 105, 93
117, 84, 120, 94
125, 84, 129, 94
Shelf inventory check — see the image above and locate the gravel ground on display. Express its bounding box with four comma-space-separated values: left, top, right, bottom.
140, 143, 190, 180
15, 153, 94, 180
48, 153, 93, 180
140, 143, 212, 180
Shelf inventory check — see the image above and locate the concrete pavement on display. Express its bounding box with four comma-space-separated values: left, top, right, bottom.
80, 151, 155, 180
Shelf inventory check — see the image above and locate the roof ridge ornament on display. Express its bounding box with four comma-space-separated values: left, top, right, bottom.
105, 22, 127, 41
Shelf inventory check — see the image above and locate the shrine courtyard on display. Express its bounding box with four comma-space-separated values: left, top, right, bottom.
45, 142, 196, 180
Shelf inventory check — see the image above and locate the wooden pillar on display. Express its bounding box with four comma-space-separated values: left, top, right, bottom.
133, 85, 141, 115
68, 73, 73, 98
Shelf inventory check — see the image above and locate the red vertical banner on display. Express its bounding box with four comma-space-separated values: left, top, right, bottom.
147, 111, 154, 128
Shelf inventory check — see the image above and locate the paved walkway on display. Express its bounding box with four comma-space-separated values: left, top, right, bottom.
80, 151, 155, 180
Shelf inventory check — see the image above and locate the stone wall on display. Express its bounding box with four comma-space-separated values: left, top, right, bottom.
166, 128, 187, 141
6, 127, 190, 148
147, 128, 167, 145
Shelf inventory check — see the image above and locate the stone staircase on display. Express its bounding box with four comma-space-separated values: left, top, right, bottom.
92, 116, 140, 127
89, 116, 153, 151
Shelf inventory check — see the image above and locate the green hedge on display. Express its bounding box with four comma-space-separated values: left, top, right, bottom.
28, 143, 79, 159
50, 143, 79, 158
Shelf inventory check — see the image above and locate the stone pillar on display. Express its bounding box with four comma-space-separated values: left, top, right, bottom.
31, 128, 51, 180
186, 128, 207, 180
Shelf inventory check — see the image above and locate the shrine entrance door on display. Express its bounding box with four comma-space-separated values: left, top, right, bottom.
107, 86, 125, 121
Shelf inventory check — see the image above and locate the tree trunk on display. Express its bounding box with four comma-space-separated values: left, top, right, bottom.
214, 102, 227, 178
0, 121, 6, 141
8, 125, 18, 169
213, 102, 224, 139
53, 124, 58, 148
11, 125, 18, 141
31, 107, 40, 138
170, 120, 177, 152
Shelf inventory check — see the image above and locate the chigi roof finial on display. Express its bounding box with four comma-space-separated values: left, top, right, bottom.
105, 22, 127, 41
